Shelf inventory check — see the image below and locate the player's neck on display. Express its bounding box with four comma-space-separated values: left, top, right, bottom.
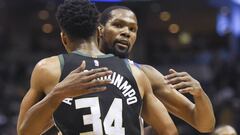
74, 42, 104, 57
70, 36, 103, 56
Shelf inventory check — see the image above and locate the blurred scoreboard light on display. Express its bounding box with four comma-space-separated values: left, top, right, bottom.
217, 1, 240, 37
216, 7, 230, 36
231, 3, 240, 37
232, 0, 240, 5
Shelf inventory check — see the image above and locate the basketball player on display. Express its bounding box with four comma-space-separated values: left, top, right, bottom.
98, 6, 215, 133
17, 1, 113, 133
17, 0, 178, 135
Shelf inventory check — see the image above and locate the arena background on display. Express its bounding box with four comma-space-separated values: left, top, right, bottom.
0, 0, 239, 134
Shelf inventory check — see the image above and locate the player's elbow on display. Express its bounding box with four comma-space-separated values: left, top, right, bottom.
18, 124, 35, 135
196, 125, 215, 133
17, 122, 23, 135
196, 118, 216, 133
18, 124, 29, 135
17, 125, 26, 135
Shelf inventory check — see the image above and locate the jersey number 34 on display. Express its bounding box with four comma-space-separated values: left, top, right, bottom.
75, 97, 125, 135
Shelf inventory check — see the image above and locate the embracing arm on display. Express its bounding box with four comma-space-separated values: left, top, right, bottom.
141, 65, 215, 132
191, 87, 215, 132
165, 69, 215, 132
141, 88, 178, 135
18, 90, 63, 135
17, 57, 61, 135
131, 65, 178, 135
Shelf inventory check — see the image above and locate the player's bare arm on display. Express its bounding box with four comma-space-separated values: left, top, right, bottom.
141, 64, 215, 132
17, 56, 61, 135
18, 57, 112, 135
131, 65, 178, 135
165, 68, 215, 132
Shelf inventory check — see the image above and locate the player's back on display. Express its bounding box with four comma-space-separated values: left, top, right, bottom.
53, 51, 143, 135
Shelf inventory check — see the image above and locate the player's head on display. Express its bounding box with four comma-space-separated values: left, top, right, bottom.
98, 6, 138, 58
212, 125, 237, 135
56, 0, 100, 52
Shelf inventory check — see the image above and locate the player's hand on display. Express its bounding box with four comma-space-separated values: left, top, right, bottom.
164, 69, 203, 97
53, 60, 112, 98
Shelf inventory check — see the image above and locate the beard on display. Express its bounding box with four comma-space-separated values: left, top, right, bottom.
104, 43, 129, 58
112, 48, 129, 58
112, 42, 129, 58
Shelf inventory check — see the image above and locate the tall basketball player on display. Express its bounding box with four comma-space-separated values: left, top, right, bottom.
98, 6, 215, 133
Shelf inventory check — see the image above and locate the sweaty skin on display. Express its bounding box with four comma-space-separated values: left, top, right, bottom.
98, 7, 215, 133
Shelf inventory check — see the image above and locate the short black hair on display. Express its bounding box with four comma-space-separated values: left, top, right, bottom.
56, 0, 100, 40
99, 6, 131, 25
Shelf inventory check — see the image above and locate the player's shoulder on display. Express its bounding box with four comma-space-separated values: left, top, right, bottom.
127, 60, 148, 98
140, 64, 165, 77
126, 59, 141, 69
128, 60, 147, 80
33, 56, 61, 81
140, 64, 156, 72
127, 59, 156, 71
35, 56, 60, 72
31, 55, 61, 93
128, 61, 165, 87
127, 59, 163, 76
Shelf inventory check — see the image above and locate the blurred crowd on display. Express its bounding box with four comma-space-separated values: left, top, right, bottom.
0, 0, 239, 135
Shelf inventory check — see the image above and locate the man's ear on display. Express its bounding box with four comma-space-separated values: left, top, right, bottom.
60, 32, 68, 46
97, 25, 104, 37
97, 25, 104, 48
60, 31, 72, 52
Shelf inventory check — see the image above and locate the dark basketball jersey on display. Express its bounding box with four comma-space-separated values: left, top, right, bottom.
53, 51, 143, 135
